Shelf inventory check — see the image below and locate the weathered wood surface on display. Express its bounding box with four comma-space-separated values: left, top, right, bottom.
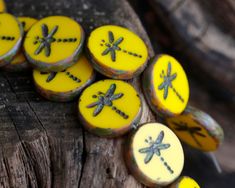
145, 0, 235, 97
1, 0, 234, 188
0, 0, 155, 187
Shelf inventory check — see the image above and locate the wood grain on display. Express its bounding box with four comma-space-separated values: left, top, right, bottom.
0, 0, 154, 187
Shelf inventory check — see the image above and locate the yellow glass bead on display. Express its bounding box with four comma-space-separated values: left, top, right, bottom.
166, 106, 224, 152
24, 16, 85, 71
169, 176, 200, 188
143, 54, 189, 117
78, 79, 142, 137
124, 123, 184, 187
0, 13, 23, 67
87, 25, 148, 79
0, 0, 6, 12
3, 17, 38, 71
33, 55, 95, 102
18, 17, 38, 31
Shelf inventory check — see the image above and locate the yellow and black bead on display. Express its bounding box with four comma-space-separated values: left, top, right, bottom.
166, 106, 224, 152
87, 25, 148, 79
24, 16, 85, 72
124, 123, 184, 187
78, 79, 142, 137
3, 17, 38, 71
0, 13, 23, 67
142, 54, 189, 117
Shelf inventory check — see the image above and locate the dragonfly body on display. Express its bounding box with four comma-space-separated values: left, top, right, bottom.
87, 83, 129, 119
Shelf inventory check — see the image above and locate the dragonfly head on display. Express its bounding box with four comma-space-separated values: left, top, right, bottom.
145, 136, 154, 145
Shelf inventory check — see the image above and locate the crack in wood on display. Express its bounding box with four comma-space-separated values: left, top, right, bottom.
78, 128, 86, 188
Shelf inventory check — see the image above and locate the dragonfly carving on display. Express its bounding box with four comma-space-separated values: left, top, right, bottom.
86, 83, 128, 119
101, 31, 143, 62
34, 24, 58, 57
34, 24, 78, 57
101, 31, 124, 62
158, 62, 184, 103
139, 131, 170, 164
173, 121, 206, 147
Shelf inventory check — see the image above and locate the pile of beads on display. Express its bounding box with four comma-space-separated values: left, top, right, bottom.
0, 1, 225, 187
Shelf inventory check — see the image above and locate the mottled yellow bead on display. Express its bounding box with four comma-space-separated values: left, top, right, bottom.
143, 54, 189, 117
0, 13, 23, 67
166, 106, 224, 152
3, 17, 38, 71
87, 25, 148, 79
78, 79, 142, 137
24, 16, 85, 71
125, 123, 184, 187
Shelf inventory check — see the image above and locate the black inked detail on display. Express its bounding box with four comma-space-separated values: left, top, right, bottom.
65, 71, 81, 83
173, 121, 206, 147
100, 31, 142, 62
34, 24, 78, 57
40, 70, 81, 83
0, 35, 15, 41
139, 131, 174, 174
158, 62, 184, 103
86, 83, 128, 119
34, 24, 59, 57
41, 72, 58, 82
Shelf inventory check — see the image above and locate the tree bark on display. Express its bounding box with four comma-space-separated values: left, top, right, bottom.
0, 0, 154, 187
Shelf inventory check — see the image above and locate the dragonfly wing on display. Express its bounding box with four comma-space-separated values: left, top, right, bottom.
158, 144, 171, 150
108, 31, 114, 43
195, 132, 206, 137
105, 84, 116, 98
158, 82, 165, 90
110, 49, 116, 62
102, 48, 111, 56
156, 131, 164, 144
34, 42, 45, 55
110, 93, 123, 101
46, 72, 57, 82
93, 104, 104, 116
170, 73, 177, 81
144, 151, 154, 164
139, 147, 151, 153
44, 42, 51, 57
113, 37, 124, 46
41, 24, 48, 38
86, 101, 100, 108
163, 85, 169, 100
167, 62, 172, 77
48, 25, 59, 38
